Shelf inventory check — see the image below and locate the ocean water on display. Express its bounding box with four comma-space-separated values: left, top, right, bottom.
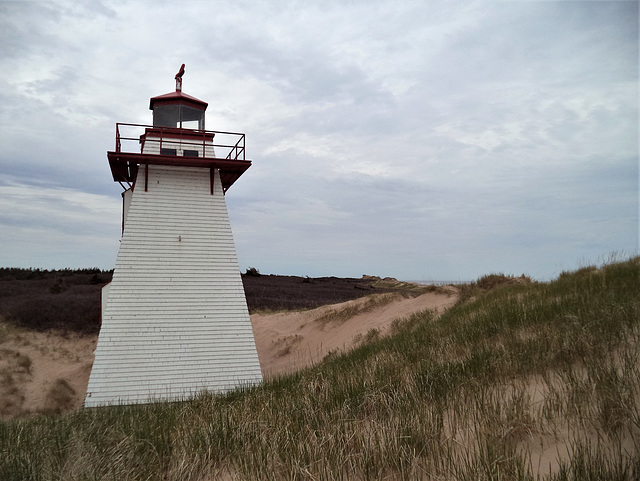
406, 280, 471, 286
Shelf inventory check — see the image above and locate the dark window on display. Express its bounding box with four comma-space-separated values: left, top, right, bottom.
183, 150, 199, 157
161, 148, 177, 156
154, 105, 180, 128
181, 106, 205, 130
153, 105, 205, 130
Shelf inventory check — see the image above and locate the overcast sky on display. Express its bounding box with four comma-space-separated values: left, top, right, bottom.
0, 0, 637, 281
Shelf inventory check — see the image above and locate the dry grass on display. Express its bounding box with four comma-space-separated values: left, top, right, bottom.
0, 348, 32, 418
42, 379, 77, 415
0, 257, 638, 480
313, 292, 414, 327
272, 334, 304, 358
0, 369, 25, 417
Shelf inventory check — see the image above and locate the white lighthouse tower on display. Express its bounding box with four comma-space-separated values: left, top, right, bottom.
85, 66, 263, 406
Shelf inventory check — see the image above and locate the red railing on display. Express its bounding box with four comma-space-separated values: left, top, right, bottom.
114, 123, 246, 161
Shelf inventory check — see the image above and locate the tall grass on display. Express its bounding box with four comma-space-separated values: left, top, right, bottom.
313, 291, 418, 327
0, 257, 638, 480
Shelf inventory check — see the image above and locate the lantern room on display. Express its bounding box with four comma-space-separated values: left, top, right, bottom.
106, 67, 251, 194
140, 90, 213, 159
149, 90, 207, 130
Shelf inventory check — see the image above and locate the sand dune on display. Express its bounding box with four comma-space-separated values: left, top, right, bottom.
0, 289, 456, 418
253, 289, 457, 377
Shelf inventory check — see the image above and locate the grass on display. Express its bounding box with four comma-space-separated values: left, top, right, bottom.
0, 257, 638, 480
42, 379, 77, 416
313, 283, 450, 327
313, 291, 418, 327
0, 347, 32, 418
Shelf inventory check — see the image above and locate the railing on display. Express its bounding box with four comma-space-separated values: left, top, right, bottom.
114, 123, 246, 161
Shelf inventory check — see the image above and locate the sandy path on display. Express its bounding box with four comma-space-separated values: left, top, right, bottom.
0, 289, 457, 417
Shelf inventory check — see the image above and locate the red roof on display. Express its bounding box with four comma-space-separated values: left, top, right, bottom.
149, 90, 208, 110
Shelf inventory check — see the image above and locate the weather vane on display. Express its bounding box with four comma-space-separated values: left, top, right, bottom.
175, 63, 185, 91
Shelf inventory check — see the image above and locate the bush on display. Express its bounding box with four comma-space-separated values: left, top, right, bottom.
245, 267, 261, 277
476, 273, 531, 290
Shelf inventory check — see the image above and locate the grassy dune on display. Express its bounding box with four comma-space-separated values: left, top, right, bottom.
0, 257, 638, 480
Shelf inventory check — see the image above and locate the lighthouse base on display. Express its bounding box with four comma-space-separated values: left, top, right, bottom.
85, 165, 262, 407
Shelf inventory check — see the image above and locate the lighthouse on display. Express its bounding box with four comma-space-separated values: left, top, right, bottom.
85, 66, 263, 406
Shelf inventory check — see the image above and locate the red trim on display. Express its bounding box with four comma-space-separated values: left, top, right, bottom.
109, 123, 248, 193
107, 151, 251, 192
143, 127, 214, 142
114, 123, 246, 162
140, 127, 216, 140
149, 90, 208, 110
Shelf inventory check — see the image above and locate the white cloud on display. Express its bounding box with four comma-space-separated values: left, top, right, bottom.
0, 182, 120, 231
0, 0, 636, 279
0, 181, 121, 268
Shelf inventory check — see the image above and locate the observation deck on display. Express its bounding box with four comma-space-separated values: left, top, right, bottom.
107, 123, 251, 193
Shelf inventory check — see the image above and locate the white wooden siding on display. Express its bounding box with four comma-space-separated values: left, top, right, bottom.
142, 135, 216, 158
122, 187, 132, 229
85, 165, 262, 407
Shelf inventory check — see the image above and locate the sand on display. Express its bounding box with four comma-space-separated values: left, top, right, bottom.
0, 327, 96, 417
0, 289, 456, 418
252, 290, 458, 377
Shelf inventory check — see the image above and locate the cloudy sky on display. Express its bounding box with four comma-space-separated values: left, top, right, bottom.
0, 0, 637, 281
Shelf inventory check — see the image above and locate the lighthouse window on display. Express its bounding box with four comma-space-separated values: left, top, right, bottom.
153, 104, 205, 130
181, 106, 205, 130
153, 105, 180, 128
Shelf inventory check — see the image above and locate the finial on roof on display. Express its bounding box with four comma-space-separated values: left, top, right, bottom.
175, 63, 185, 91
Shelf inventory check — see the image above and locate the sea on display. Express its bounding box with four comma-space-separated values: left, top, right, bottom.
406, 280, 472, 286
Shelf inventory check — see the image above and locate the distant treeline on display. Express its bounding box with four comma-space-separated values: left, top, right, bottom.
0, 269, 401, 334
0, 268, 113, 281
0, 269, 114, 334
